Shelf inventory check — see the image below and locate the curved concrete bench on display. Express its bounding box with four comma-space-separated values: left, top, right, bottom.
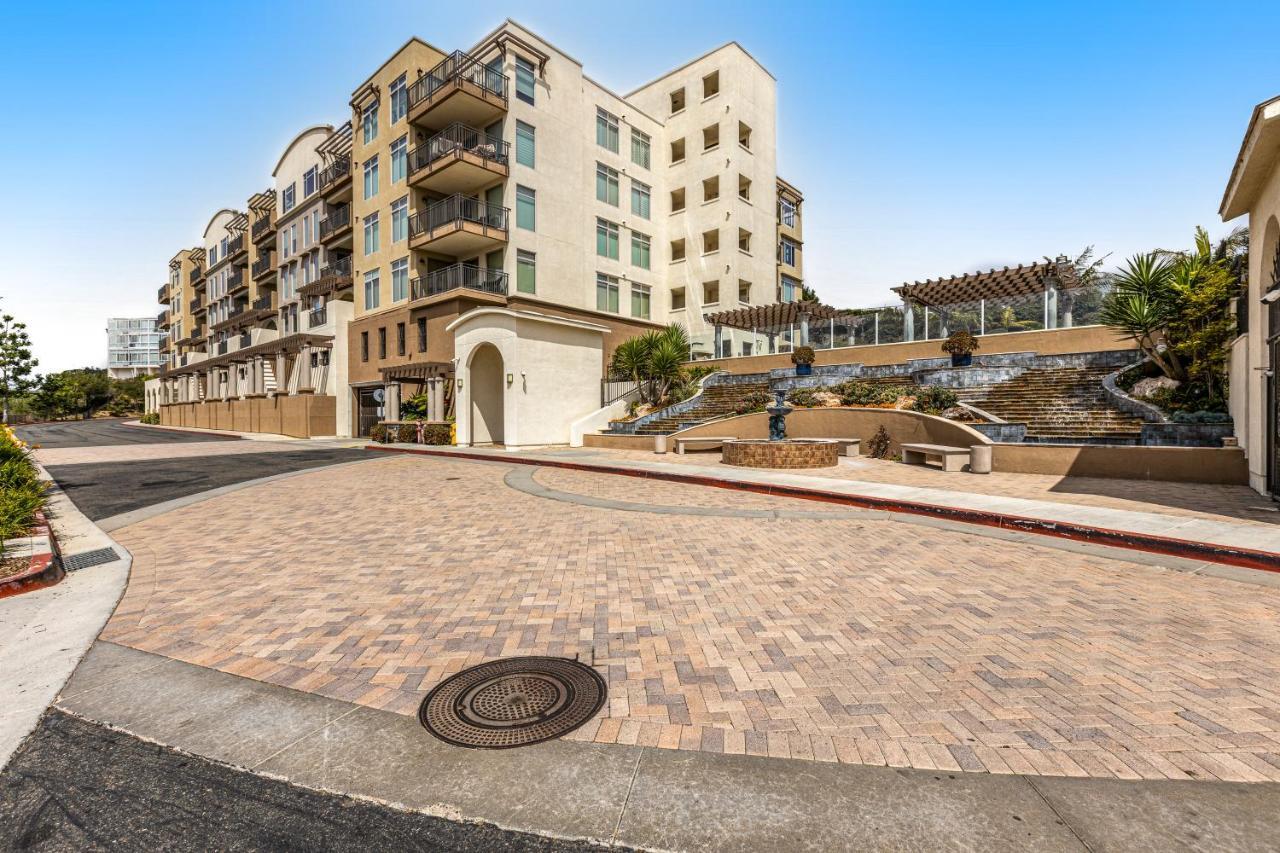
901, 443, 970, 473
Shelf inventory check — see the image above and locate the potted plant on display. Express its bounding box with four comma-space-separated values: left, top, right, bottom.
941, 330, 979, 367
791, 345, 816, 376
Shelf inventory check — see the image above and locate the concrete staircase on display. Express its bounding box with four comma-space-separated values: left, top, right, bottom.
957, 366, 1144, 442
632, 380, 771, 435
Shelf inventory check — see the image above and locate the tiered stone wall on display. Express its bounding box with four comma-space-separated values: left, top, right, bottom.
722, 439, 839, 469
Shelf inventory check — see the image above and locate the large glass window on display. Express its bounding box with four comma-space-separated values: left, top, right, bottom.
391, 257, 409, 302
303, 167, 317, 198
631, 284, 651, 319
281, 184, 295, 213
389, 74, 408, 123
595, 163, 619, 206
515, 56, 535, 104
363, 269, 380, 310
780, 198, 797, 227
390, 136, 407, 183
364, 211, 380, 255
631, 129, 651, 169
596, 273, 619, 313
362, 100, 379, 144
391, 196, 408, 242
781, 237, 798, 266
631, 231, 651, 270
516, 250, 536, 294
596, 218, 619, 260
596, 108, 619, 152
631, 181, 650, 219
363, 156, 379, 199
515, 121, 535, 168
516, 185, 536, 230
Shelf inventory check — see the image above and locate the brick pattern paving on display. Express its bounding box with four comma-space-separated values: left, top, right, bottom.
106, 456, 1280, 781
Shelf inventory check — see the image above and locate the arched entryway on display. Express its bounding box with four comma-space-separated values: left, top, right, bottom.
468, 343, 504, 445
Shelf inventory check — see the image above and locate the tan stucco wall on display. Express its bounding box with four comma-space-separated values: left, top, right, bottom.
160, 395, 337, 439
669, 407, 991, 451
582, 433, 657, 450
991, 444, 1248, 484
702, 325, 1138, 374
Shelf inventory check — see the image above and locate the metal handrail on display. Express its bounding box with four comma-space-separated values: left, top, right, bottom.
407, 50, 506, 110
227, 267, 245, 290
601, 379, 641, 407
408, 194, 508, 238
318, 205, 351, 240
252, 294, 274, 312
318, 155, 351, 192
189, 296, 204, 312
410, 263, 507, 300
408, 123, 509, 175
308, 307, 328, 328
319, 255, 352, 280
251, 251, 275, 278
227, 233, 246, 258
251, 215, 275, 241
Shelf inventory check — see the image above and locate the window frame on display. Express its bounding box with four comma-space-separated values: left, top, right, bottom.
595, 272, 620, 314
596, 218, 620, 260
363, 211, 380, 256
362, 100, 379, 144
515, 120, 536, 168
516, 249, 536, 294
515, 184, 536, 231
595, 163, 619, 206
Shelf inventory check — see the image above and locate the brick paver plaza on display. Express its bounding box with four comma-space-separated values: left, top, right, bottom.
105, 455, 1280, 782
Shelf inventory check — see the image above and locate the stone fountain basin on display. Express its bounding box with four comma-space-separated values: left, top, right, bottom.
722, 439, 840, 469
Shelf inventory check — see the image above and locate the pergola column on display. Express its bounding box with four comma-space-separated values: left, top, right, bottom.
798, 311, 810, 346
903, 301, 915, 342
713, 324, 723, 359
385, 381, 401, 422
275, 352, 287, 395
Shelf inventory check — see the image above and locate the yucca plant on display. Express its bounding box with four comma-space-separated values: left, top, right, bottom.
609, 325, 693, 406
1100, 253, 1185, 381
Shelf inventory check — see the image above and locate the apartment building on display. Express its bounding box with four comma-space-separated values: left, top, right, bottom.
777, 177, 804, 302
148, 19, 802, 444
107, 318, 162, 379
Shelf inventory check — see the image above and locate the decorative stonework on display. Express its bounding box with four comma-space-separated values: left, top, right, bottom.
722, 439, 839, 469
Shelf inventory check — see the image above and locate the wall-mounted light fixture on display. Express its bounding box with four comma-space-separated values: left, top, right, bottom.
456, 378, 464, 390
506, 373, 515, 386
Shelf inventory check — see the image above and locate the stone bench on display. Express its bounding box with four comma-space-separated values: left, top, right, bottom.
900, 442, 970, 473
674, 436, 736, 455
833, 438, 860, 457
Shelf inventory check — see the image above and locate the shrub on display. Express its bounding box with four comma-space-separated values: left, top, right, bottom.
1144, 384, 1226, 416
0, 427, 44, 547
940, 330, 980, 356
790, 346, 816, 366
733, 392, 770, 415
835, 381, 908, 407
139, 412, 160, 425
369, 424, 387, 443
867, 426, 892, 459
396, 424, 418, 443
1170, 410, 1232, 424
421, 423, 452, 445
786, 388, 824, 408
908, 386, 958, 415
401, 393, 431, 420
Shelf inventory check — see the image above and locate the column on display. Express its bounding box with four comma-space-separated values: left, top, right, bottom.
1046, 284, 1059, 329
385, 382, 402, 422
276, 353, 287, 395
799, 311, 810, 346
432, 378, 444, 421
980, 298, 986, 336
903, 301, 915, 342
713, 324, 723, 359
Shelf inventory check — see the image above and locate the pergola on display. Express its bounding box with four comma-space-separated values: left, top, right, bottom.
703, 301, 862, 356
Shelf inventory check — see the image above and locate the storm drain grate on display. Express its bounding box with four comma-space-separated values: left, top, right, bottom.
61, 548, 119, 572
418, 656, 607, 749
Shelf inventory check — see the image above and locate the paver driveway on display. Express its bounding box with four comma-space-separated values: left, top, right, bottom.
105, 454, 1280, 782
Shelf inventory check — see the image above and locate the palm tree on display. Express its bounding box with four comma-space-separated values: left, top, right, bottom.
608, 324, 692, 405
1099, 253, 1185, 380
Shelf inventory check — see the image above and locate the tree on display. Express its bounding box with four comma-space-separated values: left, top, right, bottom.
1100, 253, 1183, 379
609, 324, 691, 406
0, 312, 39, 424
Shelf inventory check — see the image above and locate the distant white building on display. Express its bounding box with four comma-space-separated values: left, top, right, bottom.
107, 317, 163, 379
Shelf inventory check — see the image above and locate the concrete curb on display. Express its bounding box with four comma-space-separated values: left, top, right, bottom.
368, 444, 1280, 573
0, 510, 64, 599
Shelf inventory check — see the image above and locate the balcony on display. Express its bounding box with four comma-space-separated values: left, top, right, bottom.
298, 255, 353, 298
158, 284, 168, 304
251, 249, 276, 280
408, 123, 509, 194
407, 51, 507, 130
318, 204, 352, 247
210, 304, 248, 333
318, 155, 352, 200
251, 214, 276, 245
157, 310, 169, 329
190, 295, 205, 314
190, 265, 204, 284
227, 233, 248, 264
227, 266, 247, 293
410, 263, 507, 303
251, 293, 275, 312
408, 194, 508, 255
308, 306, 328, 329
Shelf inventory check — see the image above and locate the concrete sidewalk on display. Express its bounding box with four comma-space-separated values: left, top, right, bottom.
55, 641, 1280, 852
373, 444, 1280, 572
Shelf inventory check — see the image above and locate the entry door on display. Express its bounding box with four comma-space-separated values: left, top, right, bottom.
356, 387, 384, 437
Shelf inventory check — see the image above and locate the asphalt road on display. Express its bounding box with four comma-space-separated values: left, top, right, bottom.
16, 418, 239, 448
0, 712, 611, 852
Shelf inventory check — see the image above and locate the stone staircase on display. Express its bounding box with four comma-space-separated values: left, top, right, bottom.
632, 380, 771, 435
956, 366, 1144, 442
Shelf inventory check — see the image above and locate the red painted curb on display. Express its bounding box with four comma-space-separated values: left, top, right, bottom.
367, 444, 1280, 573
0, 511, 65, 599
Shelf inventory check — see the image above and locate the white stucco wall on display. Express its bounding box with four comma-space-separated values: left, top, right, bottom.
449, 308, 606, 447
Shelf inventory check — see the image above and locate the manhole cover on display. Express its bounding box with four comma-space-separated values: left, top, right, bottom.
418, 656, 606, 749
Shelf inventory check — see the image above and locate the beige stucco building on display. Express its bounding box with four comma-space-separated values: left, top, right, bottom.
1221, 93, 1280, 497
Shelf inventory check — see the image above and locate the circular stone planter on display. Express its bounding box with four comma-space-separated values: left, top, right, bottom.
722, 439, 840, 469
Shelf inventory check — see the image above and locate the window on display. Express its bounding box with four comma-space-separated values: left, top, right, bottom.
516, 185, 536, 230
596, 273, 620, 313
738, 280, 752, 304
378, 327, 386, 358
363, 270, 381, 310
389, 74, 408, 123
391, 257, 409, 302
396, 322, 406, 356
781, 237, 798, 266
631, 232, 651, 269
595, 163, 619, 205
702, 228, 719, 254
702, 70, 719, 98
671, 238, 686, 262
781, 274, 800, 303
596, 108, 619, 152
631, 181, 651, 219
703, 175, 720, 202
738, 228, 752, 253
631, 129, 650, 169
362, 100, 379, 144
303, 167, 317, 198
703, 124, 720, 151
281, 184, 295, 213
596, 218, 619, 260
516, 249, 536, 293
670, 187, 685, 213
738, 121, 752, 150
739, 174, 752, 201
670, 88, 685, 114
289, 224, 297, 254
515, 121, 535, 168
631, 283, 651, 319
417, 317, 427, 352
671, 286, 686, 310
208, 245, 217, 266
780, 198, 797, 227
390, 136, 407, 182
360, 330, 369, 361
670, 138, 685, 164
363, 155, 379, 199
703, 280, 720, 305
391, 196, 408, 242
363, 211, 380, 255
515, 56, 535, 105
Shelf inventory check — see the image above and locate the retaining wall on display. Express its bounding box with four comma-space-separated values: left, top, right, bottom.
159, 395, 337, 438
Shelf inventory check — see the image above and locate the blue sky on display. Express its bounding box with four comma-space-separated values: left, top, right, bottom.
2, 0, 1278, 372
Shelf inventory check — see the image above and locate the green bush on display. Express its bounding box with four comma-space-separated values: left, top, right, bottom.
835, 381, 908, 407
369, 424, 387, 443
0, 428, 45, 545
139, 412, 160, 425
401, 393, 431, 420
790, 346, 816, 366
867, 426, 892, 459
733, 392, 770, 415
786, 388, 824, 408
908, 386, 958, 415
396, 424, 418, 443
421, 423, 452, 445
1144, 384, 1226, 416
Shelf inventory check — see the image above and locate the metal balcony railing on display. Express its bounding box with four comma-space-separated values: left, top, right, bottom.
318, 205, 351, 240
408, 123, 509, 176
251, 251, 275, 279
308, 307, 328, 329
318, 156, 351, 193
227, 233, 246, 259
228, 266, 246, 290
252, 294, 274, 312
319, 255, 352, 281
190, 265, 203, 283
410, 263, 507, 300
190, 295, 204, 313
251, 215, 275, 242
409, 194, 508, 238
407, 50, 506, 111
157, 285, 168, 303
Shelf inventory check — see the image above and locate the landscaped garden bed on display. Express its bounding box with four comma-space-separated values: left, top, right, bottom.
0, 424, 62, 597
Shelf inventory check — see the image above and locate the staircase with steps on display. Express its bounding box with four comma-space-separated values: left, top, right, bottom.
631, 380, 771, 435
955, 366, 1144, 442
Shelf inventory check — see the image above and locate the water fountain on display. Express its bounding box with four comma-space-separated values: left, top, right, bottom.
721, 390, 841, 469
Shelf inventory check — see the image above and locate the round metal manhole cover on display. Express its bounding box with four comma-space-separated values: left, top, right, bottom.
418, 657, 606, 749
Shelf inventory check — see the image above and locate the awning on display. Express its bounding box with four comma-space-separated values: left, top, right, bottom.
379, 360, 453, 381
892, 259, 1078, 308
159, 332, 332, 377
